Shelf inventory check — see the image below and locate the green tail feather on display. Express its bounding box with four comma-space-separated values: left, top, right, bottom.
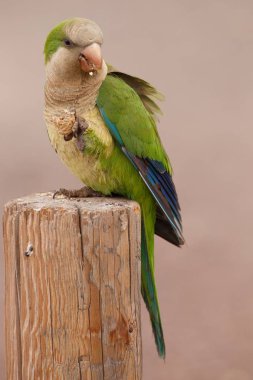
141, 222, 165, 358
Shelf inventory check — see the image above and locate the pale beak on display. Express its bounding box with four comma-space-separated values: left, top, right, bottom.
78, 42, 102, 73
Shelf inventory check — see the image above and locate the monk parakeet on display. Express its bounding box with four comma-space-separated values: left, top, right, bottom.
44, 18, 184, 358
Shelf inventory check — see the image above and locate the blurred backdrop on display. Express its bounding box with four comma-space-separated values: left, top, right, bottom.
1, 1, 253, 379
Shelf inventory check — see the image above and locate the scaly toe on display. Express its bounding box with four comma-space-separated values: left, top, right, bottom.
53, 187, 104, 199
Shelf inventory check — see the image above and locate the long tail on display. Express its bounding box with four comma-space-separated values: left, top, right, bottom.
141, 222, 165, 358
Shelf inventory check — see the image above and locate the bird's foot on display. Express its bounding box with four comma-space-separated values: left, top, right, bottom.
64, 115, 88, 151
53, 186, 103, 199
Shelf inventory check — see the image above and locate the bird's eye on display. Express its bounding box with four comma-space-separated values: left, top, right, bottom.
63, 39, 72, 47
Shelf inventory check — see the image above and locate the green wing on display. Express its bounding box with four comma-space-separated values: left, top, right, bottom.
97, 73, 171, 172
107, 64, 164, 122
97, 73, 183, 243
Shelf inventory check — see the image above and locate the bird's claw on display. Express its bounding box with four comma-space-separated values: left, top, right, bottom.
64, 115, 88, 151
53, 188, 71, 199
53, 186, 103, 199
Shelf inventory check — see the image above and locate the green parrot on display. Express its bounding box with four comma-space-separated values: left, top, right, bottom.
44, 17, 184, 358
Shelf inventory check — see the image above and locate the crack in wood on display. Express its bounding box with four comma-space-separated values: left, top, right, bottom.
3, 194, 142, 379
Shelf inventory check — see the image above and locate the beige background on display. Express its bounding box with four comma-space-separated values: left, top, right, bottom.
1, 0, 253, 379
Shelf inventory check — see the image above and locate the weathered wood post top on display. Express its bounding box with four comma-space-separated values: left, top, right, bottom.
3, 192, 142, 379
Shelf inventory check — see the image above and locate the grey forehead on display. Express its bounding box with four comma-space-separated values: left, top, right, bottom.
65, 18, 103, 46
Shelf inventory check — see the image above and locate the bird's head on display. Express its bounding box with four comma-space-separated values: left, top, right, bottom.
44, 18, 107, 85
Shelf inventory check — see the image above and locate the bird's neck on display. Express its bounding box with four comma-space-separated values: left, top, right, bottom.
44, 78, 100, 114
44, 61, 107, 114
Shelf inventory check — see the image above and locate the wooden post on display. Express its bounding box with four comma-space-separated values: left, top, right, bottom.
3, 193, 142, 380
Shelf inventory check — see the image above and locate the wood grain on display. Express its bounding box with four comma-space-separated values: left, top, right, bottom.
3, 193, 142, 380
